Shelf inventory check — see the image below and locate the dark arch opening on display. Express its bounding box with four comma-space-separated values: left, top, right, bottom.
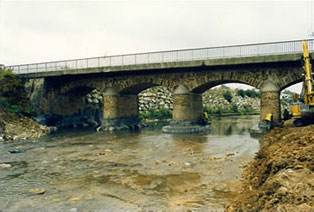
47, 86, 102, 128
65, 86, 94, 95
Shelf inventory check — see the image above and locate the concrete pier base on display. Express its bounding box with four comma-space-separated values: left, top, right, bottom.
99, 118, 143, 132
162, 121, 210, 134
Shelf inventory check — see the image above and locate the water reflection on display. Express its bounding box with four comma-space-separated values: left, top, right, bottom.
210, 115, 259, 136
0, 115, 260, 212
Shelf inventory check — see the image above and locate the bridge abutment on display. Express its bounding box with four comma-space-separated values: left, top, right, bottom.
260, 80, 281, 123
100, 88, 141, 131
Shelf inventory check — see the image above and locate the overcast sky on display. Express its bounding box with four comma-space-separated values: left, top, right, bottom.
1, 0, 313, 91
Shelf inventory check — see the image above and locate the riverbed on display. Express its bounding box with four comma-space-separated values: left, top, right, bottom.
0, 115, 260, 212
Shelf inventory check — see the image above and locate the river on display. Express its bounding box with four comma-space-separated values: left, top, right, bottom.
0, 115, 260, 212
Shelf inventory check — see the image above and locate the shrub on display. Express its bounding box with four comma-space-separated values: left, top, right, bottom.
140, 108, 172, 120
236, 89, 246, 98
236, 89, 260, 98
203, 107, 214, 116
222, 90, 233, 103
0, 68, 33, 115
242, 104, 253, 113
231, 104, 239, 113
215, 107, 223, 115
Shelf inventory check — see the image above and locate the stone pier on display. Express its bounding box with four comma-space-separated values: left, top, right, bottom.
162, 85, 210, 134
101, 88, 141, 131
172, 85, 203, 123
260, 80, 281, 123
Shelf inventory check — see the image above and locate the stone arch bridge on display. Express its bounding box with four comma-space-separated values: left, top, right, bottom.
6, 39, 314, 128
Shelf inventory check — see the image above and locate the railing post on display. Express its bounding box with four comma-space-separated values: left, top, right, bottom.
86, 59, 88, 68
18, 66, 20, 74
148, 53, 150, 63
45, 63, 47, 72
110, 57, 112, 66
36, 64, 38, 72
135, 55, 137, 65
27, 64, 29, 74
122, 55, 124, 65
98, 57, 100, 67
55, 62, 57, 71
76, 60, 78, 70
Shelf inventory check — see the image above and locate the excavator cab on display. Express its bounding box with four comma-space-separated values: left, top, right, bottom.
291, 94, 301, 118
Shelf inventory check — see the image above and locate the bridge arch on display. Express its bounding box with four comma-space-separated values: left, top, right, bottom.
116, 77, 177, 95
187, 70, 262, 94
191, 80, 258, 94
44, 85, 100, 119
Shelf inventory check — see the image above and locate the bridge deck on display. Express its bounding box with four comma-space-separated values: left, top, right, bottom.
5, 39, 314, 78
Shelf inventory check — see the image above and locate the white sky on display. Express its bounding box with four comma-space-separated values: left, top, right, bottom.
1, 0, 313, 92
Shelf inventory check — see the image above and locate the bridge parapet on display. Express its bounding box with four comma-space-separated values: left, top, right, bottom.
5, 39, 314, 76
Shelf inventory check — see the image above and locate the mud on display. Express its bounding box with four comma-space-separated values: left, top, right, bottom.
227, 125, 314, 212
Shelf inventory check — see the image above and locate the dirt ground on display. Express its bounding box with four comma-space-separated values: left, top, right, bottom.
226, 125, 314, 212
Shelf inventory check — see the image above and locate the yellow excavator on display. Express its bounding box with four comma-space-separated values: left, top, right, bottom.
290, 41, 314, 126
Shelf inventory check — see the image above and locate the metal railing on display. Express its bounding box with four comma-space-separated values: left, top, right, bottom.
5, 39, 314, 74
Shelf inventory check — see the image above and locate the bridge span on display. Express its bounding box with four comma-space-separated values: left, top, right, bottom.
5, 39, 314, 131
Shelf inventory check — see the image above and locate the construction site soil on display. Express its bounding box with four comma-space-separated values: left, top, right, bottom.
227, 125, 314, 212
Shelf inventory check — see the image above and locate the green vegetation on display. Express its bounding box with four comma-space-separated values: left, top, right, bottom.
139, 108, 172, 120
203, 103, 258, 117
222, 90, 233, 102
236, 89, 260, 98
0, 68, 33, 115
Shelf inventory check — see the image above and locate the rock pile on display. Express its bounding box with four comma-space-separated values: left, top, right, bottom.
139, 87, 260, 114
138, 87, 173, 113
0, 110, 54, 141
202, 90, 260, 112
86, 89, 103, 106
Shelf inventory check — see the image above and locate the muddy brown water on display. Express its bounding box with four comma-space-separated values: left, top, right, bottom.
0, 115, 260, 212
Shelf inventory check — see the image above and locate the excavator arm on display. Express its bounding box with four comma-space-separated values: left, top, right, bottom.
302, 42, 314, 107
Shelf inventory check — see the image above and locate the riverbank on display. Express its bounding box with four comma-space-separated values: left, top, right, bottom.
226, 125, 314, 212
0, 109, 52, 141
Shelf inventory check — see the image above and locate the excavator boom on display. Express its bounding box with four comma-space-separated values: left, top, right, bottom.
290, 41, 314, 126
302, 42, 314, 106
